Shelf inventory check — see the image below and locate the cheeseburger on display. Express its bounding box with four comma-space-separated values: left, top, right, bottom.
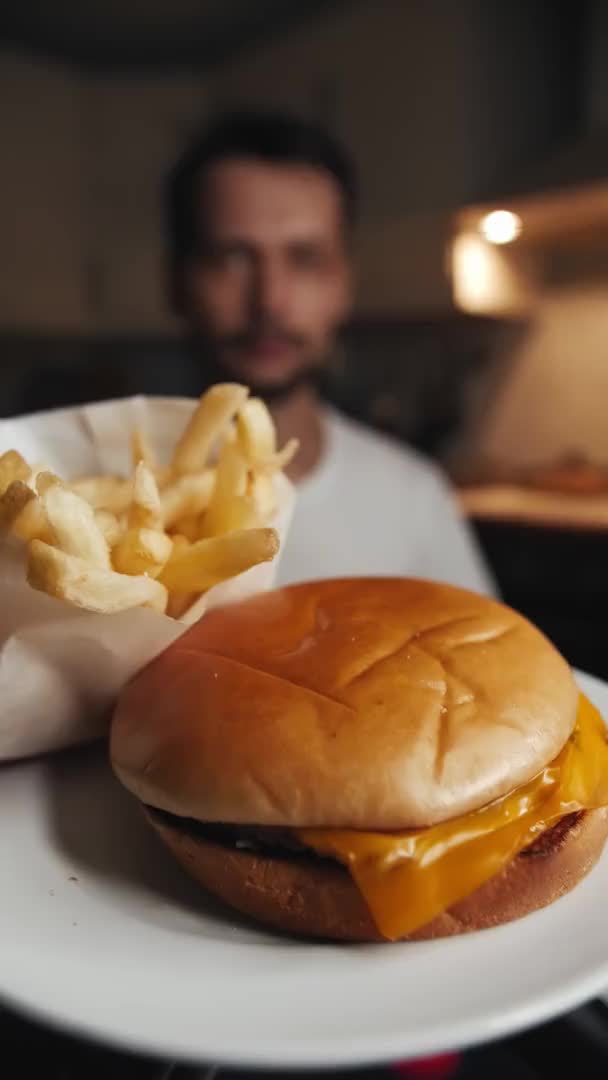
111, 578, 608, 942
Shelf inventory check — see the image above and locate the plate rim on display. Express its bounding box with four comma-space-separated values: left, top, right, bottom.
4, 950, 608, 1069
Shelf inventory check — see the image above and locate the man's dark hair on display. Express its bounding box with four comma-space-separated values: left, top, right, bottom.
164, 108, 357, 263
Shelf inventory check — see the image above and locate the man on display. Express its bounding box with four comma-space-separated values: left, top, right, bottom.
164, 109, 494, 595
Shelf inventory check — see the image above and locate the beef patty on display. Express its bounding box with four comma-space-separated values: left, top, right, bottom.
147, 806, 586, 863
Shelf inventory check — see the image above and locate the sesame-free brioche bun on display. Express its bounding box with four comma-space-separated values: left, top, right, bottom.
111, 577, 578, 831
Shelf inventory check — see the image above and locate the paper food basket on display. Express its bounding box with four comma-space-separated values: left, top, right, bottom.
0, 396, 294, 761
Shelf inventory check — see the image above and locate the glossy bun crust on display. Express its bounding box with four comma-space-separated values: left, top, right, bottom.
112, 578, 578, 830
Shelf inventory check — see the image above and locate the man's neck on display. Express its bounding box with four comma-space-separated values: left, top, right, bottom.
270, 384, 324, 484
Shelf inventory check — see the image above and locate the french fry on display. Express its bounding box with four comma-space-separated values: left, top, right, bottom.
25, 466, 47, 493
247, 472, 277, 520
173, 591, 213, 622
163, 537, 198, 619
129, 461, 162, 530
171, 384, 249, 474
166, 591, 199, 620
202, 440, 249, 536
27, 540, 168, 614
258, 438, 299, 474
160, 470, 215, 528
0, 480, 37, 531
167, 534, 190, 560
153, 466, 174, 489
201, 495, 260, 537
171, 533, 190, 552
237, 397, 298, 473
0, 450, 31, 495
70, 476, 133, 514
218, 440, 248, 496
41, 486, 111, 570
131, 428, 173, 487
35, 470, 63, 496
172, 513, 203, 543
159, 527, 278, 593
237, 397, 276, 462
3, 381, 290, 623
131, 427, 157, 472
220, 420, 238, 448
14, 505, 52, 542
112, 527, 173, 578
2, 484, 53, 543
202, 437, 281, 535
95, 509, 123, 547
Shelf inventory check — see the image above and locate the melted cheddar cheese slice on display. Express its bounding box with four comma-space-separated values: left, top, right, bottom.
299, 694, 608, 940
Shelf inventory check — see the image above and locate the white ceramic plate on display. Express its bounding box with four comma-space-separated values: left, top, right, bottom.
1, 670, 608, 1069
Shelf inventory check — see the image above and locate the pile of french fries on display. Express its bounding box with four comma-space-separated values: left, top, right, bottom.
0, 385, 297, 622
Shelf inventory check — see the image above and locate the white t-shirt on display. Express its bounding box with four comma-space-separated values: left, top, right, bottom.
277, 408, 495, 596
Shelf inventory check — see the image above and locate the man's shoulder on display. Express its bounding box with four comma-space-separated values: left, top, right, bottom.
325, 407, 444, 487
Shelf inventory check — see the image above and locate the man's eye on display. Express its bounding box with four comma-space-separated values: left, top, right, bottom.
291, 248, 326, 271
226, 248, 249, 266
210, 247, 249, 270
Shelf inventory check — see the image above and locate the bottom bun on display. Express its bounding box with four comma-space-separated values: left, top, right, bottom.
145, 808, 608, 942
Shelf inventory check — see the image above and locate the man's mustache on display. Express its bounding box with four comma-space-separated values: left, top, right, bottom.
220, 326, 306, 350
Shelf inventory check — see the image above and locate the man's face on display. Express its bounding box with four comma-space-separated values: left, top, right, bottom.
177, 158, 352, 395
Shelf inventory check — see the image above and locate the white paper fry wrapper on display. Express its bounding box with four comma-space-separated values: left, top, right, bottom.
0, 396, 295, 761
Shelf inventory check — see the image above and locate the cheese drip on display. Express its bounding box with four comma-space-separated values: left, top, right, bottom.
299, 694, 608, 940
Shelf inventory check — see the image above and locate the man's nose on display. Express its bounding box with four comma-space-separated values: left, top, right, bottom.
252, 260, 288, 320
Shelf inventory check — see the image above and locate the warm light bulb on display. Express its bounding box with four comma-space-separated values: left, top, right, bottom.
479, 210, 522, 245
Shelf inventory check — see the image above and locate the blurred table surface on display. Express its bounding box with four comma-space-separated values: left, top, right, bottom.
460, 484, 608, 533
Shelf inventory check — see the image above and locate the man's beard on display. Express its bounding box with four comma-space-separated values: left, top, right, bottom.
189, 338, 321, 404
